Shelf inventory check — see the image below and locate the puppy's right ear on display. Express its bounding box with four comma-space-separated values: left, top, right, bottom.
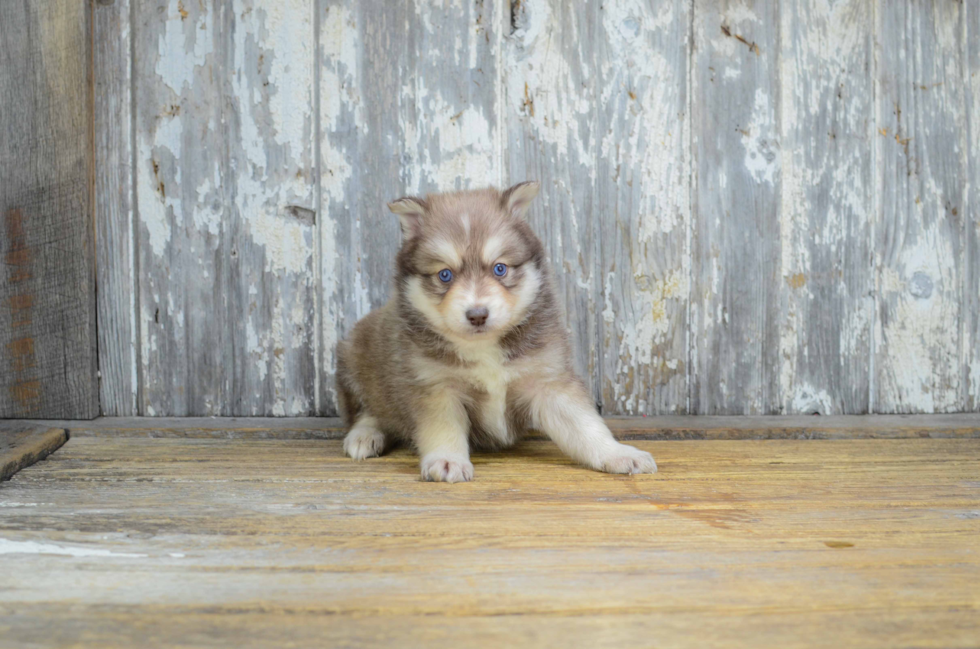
501, 181, 539, 219
387, 197, 428, 240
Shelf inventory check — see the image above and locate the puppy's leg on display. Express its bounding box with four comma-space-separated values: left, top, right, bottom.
524, 380, 657, 474
415, 389, 473, 483
343, 414, 386, 460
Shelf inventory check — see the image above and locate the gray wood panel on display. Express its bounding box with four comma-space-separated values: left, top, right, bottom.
777, 0, 874, 414
317, 0, 501, 414
134, 0, 316, 416
317, 0, 419, 415
0, 1, 98, 419
594, 0, 691, 415
874, 1, 968, 413
87, 0, 979, 417
505, 0, 600, 400
691, 0, 782, 414
966, 7, 979, 412
95, 0, 138, 416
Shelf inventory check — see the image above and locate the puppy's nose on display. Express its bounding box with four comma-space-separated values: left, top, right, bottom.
466, 306, 489, 327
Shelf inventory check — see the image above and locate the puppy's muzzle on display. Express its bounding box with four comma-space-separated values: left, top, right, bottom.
466, 306, 489, 327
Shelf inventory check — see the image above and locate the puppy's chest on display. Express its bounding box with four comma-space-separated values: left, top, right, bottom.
413, 347, 513, 400
456, 350, 511, 399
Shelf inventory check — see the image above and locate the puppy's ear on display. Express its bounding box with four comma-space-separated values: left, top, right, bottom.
387, 196, 428, 239
500, 181, 540, 219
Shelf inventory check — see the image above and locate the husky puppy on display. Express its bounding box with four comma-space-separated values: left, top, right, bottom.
335, 182, 657, 482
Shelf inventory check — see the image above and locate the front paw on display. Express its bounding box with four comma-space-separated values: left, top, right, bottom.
420, 454, 474, 483
344, 422, 385, 460
599, 443, 657, 475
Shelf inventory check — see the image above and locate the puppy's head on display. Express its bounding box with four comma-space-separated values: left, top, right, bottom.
391, 182, 545, 343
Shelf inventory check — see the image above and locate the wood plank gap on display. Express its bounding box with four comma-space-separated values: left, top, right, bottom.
313, 0, 323, 416
14, 414, 980, 441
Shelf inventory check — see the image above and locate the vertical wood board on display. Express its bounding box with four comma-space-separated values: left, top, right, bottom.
134, 0, 316, 416
777, 0, 874, 414
594, 0, 691, 415
504, 0, 600, 399
965, 5, 979, 411
95, 0, 138, 416
874, 1, 968, 413
317, 0, 501, 414
0, 1, 98, 419
691, 0, 782, 414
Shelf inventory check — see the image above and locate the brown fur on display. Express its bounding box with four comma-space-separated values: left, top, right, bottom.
336, 183, 657, 481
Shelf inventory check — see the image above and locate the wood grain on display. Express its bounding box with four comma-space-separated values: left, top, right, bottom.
43, 414, 980, 441
691, 0, 781, 414
134, 0, 317, 416
0, 1, 98, 419
94, 0, 138, 416
966, 7, 979, 412
874, 1, 968, 413
0, 425, 67, 481
0, 435, 977, 647
317, 0, 501, 414
504, 0, 600, 399
594, 0, 691, 415
777, 0, 874, 415
88, 0, 979, 417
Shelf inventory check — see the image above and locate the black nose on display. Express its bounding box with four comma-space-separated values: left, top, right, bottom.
466, 307, 489, 327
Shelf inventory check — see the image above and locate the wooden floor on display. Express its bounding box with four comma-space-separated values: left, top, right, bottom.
1, 429, 979, 647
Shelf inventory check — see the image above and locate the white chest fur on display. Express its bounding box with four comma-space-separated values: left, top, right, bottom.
412, 340, 513, 443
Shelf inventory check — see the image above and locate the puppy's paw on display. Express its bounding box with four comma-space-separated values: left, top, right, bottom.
598, 443, 657, 475
344, 420, 385, 460
420, 454, 474, 483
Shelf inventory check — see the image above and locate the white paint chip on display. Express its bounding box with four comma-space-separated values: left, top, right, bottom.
0, 538, 148, 558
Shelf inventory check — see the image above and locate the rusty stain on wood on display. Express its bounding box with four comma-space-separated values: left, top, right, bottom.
1, 1, 98, 419
720, 24, 760, 55
4, 209, 39, 413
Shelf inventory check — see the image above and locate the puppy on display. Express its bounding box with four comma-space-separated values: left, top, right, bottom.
335, 182, 657, 482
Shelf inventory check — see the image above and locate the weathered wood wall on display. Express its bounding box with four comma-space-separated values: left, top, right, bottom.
89, 0, 978, 417
1, 1, 99, 419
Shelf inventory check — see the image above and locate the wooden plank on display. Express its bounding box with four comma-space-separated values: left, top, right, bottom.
690, 1, 781, 414
226, 0, 318, 416
23, 414, 980, 441
0, 436, 977, 648
777, 1, 874, 414
410, 0, 501, 193
317, 0, 502, 414
134, 0, 223, 416
874, 2, 969, 413
0, 1, 98, 419
504, 0, 601, 400
0, 425, 67, 481
94, 0, 138, 416
317, 0, 415, 414
967, 8, 979, 411
134, 0, 317, 415
0, 607, 977, 649
594, 0, 691, 415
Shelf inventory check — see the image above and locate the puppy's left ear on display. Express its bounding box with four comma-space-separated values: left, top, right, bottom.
501, 181, 539, 219
388, 196, 428, 240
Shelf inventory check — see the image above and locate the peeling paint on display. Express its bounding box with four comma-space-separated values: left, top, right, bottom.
742, 88, 779, 185
155, 1, 212, 94
0, 538, 147, 558
103, 0, 973, 417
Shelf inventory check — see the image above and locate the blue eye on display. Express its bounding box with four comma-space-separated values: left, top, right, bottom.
438, 269, 453, 283
493, 263, 507, 277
